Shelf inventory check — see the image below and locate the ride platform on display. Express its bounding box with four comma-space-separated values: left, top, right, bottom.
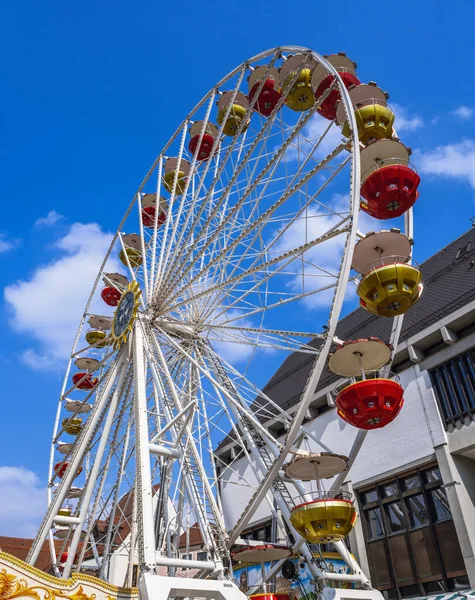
0, 552, 137, 600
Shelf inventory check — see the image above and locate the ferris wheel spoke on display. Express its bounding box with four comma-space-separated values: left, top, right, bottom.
156, 56, 286, 289
155, 63, 251, 292
213, 152, 351, 305
61, 350, 132, 578
143, 325, 229, 550
74, 397, 129, 573
203, 325, 319, 356
164, 222, 349, 319
211, 154, 351, 289
192, 343, 276, 486
156, 327, 285, 453
201, 342, 296, 426
148, 156, 165, 299
210, 276, 355, 328
158, 77, 314, 296
152, 94, 217, 297
161, 142, 347, 312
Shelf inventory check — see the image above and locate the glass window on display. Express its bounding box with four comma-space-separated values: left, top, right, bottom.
402, 475, 420, 491
366, 507, 384, 539
406, 494, 429, 528
388, 535, 416, 585
410, 528, 443, 580
381, 483, 398, 498
197, 551, 207, 561
428, 487, 452, 522
385, 501, 406, 533
399, 584, 420, 597
423, 466, 442, 484
362, 489, 378, 504
430, 350, 475, 428
368, 540, 393, 589
435, 520, 467, 577
359, 466, 467, 598
424, 580, 446, 594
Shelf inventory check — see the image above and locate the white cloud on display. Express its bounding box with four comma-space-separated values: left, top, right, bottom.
391, 103, 423, 133
213, 336, 256, 364
4, 222, 122, 370
0, 466, 47, 537
21, 349, 54, 370
0, 234, 17, 253
452, 106, 473, 120
270, 195, 380, 309
34, 210, 64, 227
414, 140, 475, 190
272, 195, 348, 308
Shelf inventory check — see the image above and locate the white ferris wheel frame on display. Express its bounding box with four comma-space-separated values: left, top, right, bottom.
26, 46, 413, 600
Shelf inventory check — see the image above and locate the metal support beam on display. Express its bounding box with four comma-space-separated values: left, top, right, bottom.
154, 554, 216, 571
63, 339, 131, 578
150, 400, 196, 443
134, 324, 158, 569
27, 347, 128, 567
148, 444, 180, 458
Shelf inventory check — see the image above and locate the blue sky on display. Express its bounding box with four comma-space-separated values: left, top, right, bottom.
1, 0, 475, 536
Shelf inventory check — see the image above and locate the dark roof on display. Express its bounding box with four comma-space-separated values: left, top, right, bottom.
261, 226, 475, 412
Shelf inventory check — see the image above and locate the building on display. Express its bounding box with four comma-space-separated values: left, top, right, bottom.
216, 226, 475, 599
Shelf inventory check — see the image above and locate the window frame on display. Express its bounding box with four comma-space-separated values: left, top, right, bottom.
430, 348, 475, 428
358, 464, 466, 598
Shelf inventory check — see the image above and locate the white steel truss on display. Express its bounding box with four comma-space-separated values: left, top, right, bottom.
26, 46, 415, 600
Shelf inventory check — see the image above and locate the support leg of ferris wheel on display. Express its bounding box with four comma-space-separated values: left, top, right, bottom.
198, 344, 324, 582
200, 342, 370, 587
62, 344, 132, 578
134, 337, 250, 600
133, 324, 158, 570
140, 322, 228, 574
26, 345, 130, 568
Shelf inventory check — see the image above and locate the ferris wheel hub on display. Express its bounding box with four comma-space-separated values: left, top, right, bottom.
158, 318, 196, 339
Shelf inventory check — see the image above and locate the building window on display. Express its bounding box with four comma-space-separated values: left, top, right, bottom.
131, 564, 139, 587
243, 524, 272, 542
359, 465, 469, 599
197, 551, 207, 561
429, 348, 475, 428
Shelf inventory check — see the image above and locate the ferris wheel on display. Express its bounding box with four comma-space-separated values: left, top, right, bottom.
26, 46, 422, 600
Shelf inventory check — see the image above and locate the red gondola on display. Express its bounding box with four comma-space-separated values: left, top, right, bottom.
72, 372, 98, 390
360, 164, 420, 219
249, 79, 282, 117
54, 462, 83, 479
101, 286, 122, 307
142, 205, 166, 228
336, 378, 404, 430
316, 71, 360, 121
